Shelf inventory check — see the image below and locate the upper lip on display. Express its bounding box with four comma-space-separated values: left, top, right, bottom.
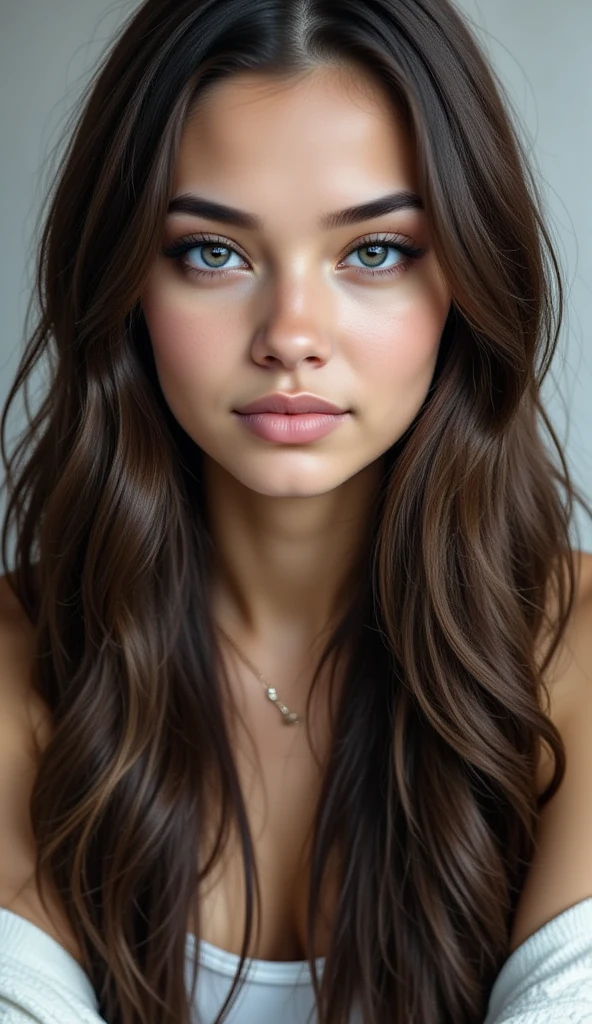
235, 393, 348, 415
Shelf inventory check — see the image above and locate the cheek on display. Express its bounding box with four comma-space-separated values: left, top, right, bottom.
347, 299, 444, 393
141, 283, 234, 390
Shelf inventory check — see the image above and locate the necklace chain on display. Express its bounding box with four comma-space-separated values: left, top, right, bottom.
216, 624, 302, 725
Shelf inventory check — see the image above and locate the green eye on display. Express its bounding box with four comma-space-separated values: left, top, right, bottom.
163, 231, 426, 281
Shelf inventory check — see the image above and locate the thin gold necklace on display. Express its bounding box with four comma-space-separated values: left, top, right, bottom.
216, 624, 302, 725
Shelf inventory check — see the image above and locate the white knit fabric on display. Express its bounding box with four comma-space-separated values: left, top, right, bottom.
483, 897, 592, 1024
0, 898, 591, 1022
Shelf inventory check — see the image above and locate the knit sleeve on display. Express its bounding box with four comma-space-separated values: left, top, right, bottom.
3, 900, 592, 1024
0, 908, 106, 1023
484, 897, 592, 1024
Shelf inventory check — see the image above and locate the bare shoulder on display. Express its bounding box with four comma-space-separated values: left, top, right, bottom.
0, 570, 83, 966
0, 571, 42, 751
536, 547, 592, 723
0, 569, 45, 895
510, 548, 592, 952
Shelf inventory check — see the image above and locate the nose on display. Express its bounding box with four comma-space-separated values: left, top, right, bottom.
249, 276, 335, 370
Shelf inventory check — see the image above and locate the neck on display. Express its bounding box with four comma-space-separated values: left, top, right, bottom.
203, 453, 382, 650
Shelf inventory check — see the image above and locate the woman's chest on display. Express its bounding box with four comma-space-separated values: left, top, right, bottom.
192, 717, 341, 963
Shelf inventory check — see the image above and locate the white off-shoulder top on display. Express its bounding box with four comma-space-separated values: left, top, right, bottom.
0, 898, 591, 1023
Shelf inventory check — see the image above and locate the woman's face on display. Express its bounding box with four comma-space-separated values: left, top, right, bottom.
141, 64, 452, 498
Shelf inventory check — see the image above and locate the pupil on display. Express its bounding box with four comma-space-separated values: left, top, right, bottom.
362, 245, 387, 266
204, 244, 228, 266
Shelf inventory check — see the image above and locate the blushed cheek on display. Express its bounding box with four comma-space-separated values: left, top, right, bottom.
141, 286, 225, 389
393, 306, 443, 385
348, 299, 445, 406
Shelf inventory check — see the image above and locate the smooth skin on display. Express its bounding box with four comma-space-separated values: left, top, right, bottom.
141, 64, 455, 953
141, 64, 451, 683
0, 62, 591, 970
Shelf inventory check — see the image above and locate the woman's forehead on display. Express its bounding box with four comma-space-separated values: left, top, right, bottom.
172, 66, 419, 226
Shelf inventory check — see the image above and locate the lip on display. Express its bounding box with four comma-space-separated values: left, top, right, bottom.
234, 410, 349, 444
235, 392, 348, 415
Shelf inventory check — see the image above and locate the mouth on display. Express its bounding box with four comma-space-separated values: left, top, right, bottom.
233, 409, 350, 445
234, 392, 348, 416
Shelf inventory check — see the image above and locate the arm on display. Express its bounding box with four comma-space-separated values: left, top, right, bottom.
485, 552, 592, 1023
484, 898, 592, 1024
0, 576, 106, 1023
0, 908, 107, 1024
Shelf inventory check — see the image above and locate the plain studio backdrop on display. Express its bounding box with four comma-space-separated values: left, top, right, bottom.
0, 0, 591, 552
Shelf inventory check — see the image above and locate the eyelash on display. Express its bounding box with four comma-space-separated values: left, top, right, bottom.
162, 231, 426, 281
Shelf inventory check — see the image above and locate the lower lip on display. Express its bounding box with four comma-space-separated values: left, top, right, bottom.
234, 411, 349, 443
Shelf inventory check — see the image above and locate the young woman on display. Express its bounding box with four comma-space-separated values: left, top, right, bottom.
0, 0, 591, 1022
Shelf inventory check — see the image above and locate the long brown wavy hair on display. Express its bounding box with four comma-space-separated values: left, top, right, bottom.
2, 0, 591, 1021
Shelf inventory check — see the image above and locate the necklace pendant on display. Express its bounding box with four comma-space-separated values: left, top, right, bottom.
277, 703, 300, 724
218, 625, 302, 726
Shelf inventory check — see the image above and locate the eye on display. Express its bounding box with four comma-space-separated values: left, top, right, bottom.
339, 233, 425, 277
162, 231, 426, 281
186, 242, 245, 272
162, 233, 249, 278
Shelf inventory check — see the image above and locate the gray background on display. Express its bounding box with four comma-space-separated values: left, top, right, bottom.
1, 0, 591, 552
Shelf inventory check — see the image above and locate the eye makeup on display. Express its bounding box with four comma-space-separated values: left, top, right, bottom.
162, 230, 427, 283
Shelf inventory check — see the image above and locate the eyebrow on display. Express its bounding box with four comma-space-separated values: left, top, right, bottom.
166, 189, 424, 231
